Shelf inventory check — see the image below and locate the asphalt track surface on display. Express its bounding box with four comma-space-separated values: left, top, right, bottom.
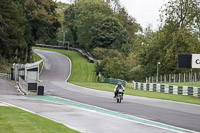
33, 49, 200, 133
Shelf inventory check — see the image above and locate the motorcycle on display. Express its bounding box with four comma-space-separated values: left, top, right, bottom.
116, 88, 123, 103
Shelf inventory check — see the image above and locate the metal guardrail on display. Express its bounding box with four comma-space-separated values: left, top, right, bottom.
35, 44, 95, 63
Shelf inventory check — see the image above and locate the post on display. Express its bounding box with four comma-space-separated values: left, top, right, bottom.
62, 30, 66, 46
184, 73, 185, 82
160, 75, 162, 83
174, 74, 176, 83
157, 62, 160, 83
195, 73, 197, 82
67, 41, 70, 50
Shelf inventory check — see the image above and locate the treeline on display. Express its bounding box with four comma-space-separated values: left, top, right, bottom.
63, 0, 200, 81
1, 0, 200, 81
0, 0, 60, 68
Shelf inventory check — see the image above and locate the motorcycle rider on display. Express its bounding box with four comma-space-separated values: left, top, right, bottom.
114, 82, 125, 98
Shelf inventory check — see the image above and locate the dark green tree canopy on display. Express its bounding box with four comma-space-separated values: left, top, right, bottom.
0, 0, 60, 63
91, 17, 128, 49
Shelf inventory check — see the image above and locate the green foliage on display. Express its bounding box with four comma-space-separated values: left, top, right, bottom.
0, 0, 60, 66
64, 0, 115, 50
91, 17, 128, 49
0, 0, 26, 62
138, 0, 200, 79
91, 47, 109, 60
97, 49, 142, 81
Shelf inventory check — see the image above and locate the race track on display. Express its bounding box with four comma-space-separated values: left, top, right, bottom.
31, 49, 200, 132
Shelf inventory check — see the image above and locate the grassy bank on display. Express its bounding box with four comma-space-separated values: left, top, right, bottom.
0, 63, 12, 73
33, 53, 43, 72
33, 47, 200, 105
0, 106, 79, 133
33, 47, 97, 82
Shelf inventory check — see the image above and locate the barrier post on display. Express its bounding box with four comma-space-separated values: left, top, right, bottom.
153, 84, 157, 92
178, 86, 183, 95
169, 85, 173, 94
188, 87, 194, 96
160, 84, 165, 93
156, 84, 160, 92
146, 83, 150, 91
173, 86, 178, 95
164, 84, 169, 93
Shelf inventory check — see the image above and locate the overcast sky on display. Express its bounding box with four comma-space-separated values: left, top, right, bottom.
57, 0, 168, 30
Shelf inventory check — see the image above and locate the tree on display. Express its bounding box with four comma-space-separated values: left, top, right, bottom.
0, 0, 60, 65
91, 17, 128, 49
160, 0, 200, 36
0, 0, 26, 62
64, 0, 120, 50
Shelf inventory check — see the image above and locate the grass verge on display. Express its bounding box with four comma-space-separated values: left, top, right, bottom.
165, 82, 200, 87
0, 106, 79, 133
33, 53, 43, 72
33, 47, 200, 105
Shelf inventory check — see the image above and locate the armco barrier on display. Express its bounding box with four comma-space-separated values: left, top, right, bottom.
182, 86, 188, 95
178, 86, 183, 95
133, 82, 200, 98
169, 85, 173, 94
146, 83, 150, 91
160, 84, 165, 93
173, 86, 178, 95
35, 44, 94, 63
143, 83, 146, 91
136, 82, 138, 89
141, 83, 144, 90
153, 84, 157, 92
188, 87, 193, 96
156, 84, 160, 92
193, 87, 198, 97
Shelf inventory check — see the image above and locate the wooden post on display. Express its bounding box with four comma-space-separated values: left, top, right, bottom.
164, 75, 166, 83
184, 73, 185, 82
179, 73, 181, 83
160, 75, 162, 83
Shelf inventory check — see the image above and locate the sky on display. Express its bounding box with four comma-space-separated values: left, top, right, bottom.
56, 0, 168, 30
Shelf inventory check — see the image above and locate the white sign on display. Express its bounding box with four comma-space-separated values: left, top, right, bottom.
192, 54, 200, 68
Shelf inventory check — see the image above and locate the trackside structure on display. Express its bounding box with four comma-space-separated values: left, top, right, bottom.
12, 60, 44, 95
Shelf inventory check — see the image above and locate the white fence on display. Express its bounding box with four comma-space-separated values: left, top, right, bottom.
146, 72, 200, 83
0, 73, 11, 79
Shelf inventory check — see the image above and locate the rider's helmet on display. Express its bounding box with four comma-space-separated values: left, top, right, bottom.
118, 82, 122, 86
